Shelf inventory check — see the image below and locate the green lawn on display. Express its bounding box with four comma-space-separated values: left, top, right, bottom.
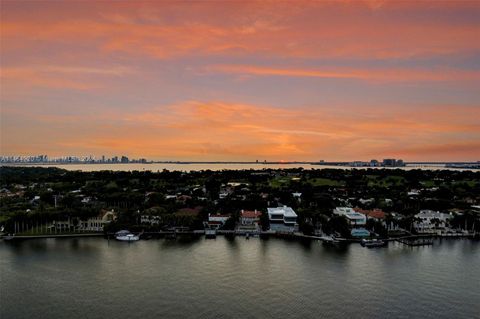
269, 178, 291, 188
420, 180, 436, 187
308, 178, 344, 187
269, 177, 344, 188
367, 175, 405, 187
452, 180, 477, 187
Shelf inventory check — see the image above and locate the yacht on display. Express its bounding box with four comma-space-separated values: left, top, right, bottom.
361, 238, 387, 248
115, 230, 140, 242
322, 235, 342, 246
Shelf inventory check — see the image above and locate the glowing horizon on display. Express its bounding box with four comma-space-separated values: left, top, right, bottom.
1, 1, 479, 161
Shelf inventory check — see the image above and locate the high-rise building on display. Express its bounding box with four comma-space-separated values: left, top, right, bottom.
382, 159, 396, 167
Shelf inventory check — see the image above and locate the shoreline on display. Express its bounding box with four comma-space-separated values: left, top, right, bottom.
2, 231, 476, 242
2, 163, 478, 172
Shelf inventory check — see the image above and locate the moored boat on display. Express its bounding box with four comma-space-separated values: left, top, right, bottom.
205, 229, 217, 239
361, 239, 387, 248
115, 230, 140, 242
322, 235, 342, 246
3, 234, 16, 241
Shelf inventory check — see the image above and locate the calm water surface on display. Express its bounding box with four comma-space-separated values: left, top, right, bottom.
1, 238, 479, 319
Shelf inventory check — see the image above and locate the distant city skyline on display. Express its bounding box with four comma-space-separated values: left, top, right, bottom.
2, 153, 479, 166
1, 1, 479, 161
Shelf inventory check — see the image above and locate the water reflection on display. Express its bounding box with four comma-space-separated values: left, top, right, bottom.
1, 237, 478, 319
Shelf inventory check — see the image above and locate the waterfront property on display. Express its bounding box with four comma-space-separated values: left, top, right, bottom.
206, 214, 230, 229
414, 210, 452, 233
54, 210, 117, 232
79, 210, 116, 231
240, 210, 262, 226
268, 206, 298, 231
333, 207, 367, 226
1, 166, 479, 240
354, 208, 386, 222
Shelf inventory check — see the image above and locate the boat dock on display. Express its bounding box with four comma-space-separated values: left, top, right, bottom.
395, 237, 434, 246
1, 233, 104, 241
3, 230, 475, 243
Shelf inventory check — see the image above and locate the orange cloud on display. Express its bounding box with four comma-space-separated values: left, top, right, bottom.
2, 1, 479, 60
205, 65, 480, 83
1, 65, 132, 90
1, 1, 479, 161
5, 100, 475, 161
4, 101, 480, 160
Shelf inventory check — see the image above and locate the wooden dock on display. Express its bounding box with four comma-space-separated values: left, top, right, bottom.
396, 237, 434, 246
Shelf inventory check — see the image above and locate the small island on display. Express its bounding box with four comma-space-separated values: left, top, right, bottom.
1, 166, 478, 244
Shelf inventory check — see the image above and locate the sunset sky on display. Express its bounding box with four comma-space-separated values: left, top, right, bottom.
1, 1, 479, 161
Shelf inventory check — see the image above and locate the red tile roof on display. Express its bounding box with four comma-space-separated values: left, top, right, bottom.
354, 207, 386, 219
241, 210, 262, 218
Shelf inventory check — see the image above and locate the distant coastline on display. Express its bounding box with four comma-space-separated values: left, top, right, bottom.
2, 162, 479, 172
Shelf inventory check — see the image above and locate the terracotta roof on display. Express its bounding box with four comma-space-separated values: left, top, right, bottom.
354, 207, 386, 219
241, 210, 262, 218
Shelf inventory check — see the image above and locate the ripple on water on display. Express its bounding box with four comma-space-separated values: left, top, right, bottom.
1, 238, 479, 319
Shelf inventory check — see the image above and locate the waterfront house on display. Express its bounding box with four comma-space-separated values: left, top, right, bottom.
354, 208, 386, 222
55, 210, 117, 232
414, 210, 452, 233
268, 206, 298, 231
54, 219, 72, 231
333, 207, 366, 226
240, 210, 262, 226
80, 209, 117, 231
206, 214, 230, 229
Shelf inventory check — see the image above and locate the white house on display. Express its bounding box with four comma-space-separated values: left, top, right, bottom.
268, 206, 297, 226
414, 210, 452, 233
333, 207, 366, 226
206, 214, 230, 229
55, 210, 117, 232
141, 215, 162, 225
79, 210, 117, 231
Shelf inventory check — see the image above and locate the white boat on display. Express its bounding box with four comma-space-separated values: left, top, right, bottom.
205, 229, 217, 239
322, 235, 342, 246
361, 238, 387, 248
115, 230, 140, 242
